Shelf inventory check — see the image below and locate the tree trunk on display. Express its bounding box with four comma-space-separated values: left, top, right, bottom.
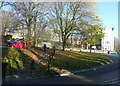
33, 17, 37, 46
71, 35, 72, 47
87, 42, 88, 50
81, 44, 83, 49
62, 38, 66, 51
33, 37, 36, 47
27, 28, 30, 45
90, 45, 92, 53
58, 33, 61, 44
27, 26, 31, 45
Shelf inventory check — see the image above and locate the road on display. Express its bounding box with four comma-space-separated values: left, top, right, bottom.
4, 54, 120, 85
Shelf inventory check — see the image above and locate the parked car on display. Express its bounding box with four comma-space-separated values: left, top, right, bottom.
117, 50, 120, 54
108, 50, 117, 54
8, 41, 15, 46
80, 49, 89, 52
54, 45, 62, 49
20, 41, 26, 47
9, 42, 23, 48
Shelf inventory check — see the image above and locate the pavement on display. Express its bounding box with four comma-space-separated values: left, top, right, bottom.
3, 63, 119, 84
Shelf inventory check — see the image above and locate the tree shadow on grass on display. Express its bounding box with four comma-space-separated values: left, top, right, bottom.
17, 48, 59, 77
51, 52, 106, 72
16, 48, 32, 66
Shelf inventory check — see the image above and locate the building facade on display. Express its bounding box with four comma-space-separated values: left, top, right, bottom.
101, 27, 114, 50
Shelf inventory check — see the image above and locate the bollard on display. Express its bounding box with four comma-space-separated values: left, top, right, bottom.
53, 46, 55, 55
52, 46, 56, 59
47, 60, 50, 72
47, 56, 52, 72
49, 56, 51, 62
44, 44, 46, 52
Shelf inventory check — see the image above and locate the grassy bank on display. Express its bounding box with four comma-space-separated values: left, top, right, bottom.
50, 50, 111, 72
1, 47, 112, 76
29, 47, 112, 73
2, 47, 32, 75
1, 47, 56, 77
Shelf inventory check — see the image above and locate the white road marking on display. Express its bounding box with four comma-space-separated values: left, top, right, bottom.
104, 78, 119, 84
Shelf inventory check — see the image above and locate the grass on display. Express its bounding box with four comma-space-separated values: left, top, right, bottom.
1, 47, 112, 76
28, 47, 112, 73
50, 50, 111, 72
1, 47, 57, 77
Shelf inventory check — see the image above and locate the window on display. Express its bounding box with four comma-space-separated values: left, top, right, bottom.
105, 41, 109, 44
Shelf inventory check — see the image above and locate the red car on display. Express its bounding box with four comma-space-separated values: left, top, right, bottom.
9, 42, 23, 48
20, 41, 26, 47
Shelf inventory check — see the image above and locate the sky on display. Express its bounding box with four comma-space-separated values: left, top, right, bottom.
96, 2, 118, 38
1, 1, 118, 39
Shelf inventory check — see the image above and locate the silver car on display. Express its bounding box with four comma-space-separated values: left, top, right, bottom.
80, 49, 89, 52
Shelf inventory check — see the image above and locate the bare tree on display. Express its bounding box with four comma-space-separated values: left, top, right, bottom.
48, 2, 99, 51
0, 10, 21, 36
3, 2, 48, 45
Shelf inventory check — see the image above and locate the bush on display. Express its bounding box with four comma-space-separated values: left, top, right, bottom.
2, 35, 12, 44
2, 47, 24, 75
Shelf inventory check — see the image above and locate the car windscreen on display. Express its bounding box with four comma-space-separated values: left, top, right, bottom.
9, 41, 15, 44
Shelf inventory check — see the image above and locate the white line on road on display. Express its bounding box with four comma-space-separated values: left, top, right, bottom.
104, 78, 119, 84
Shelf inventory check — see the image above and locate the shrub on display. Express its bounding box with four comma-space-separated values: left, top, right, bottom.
2, 47, 24, 75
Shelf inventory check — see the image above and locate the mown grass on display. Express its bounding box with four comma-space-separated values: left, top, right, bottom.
23, 47, 111, 73
50, 50, 111, 71
1, 47, 112, 76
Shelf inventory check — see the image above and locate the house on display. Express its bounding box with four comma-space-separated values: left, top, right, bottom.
72, 27, 115, 50
5, 29, 25, 39
43, 26, 62, 42
101, 27, 114, 50
4, 26, 62, 42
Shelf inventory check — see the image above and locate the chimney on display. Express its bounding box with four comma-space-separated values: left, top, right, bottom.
112, 27, 114, 31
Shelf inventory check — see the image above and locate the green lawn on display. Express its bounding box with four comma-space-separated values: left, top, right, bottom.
50, 50, 112, 72
1, 47, 112, 75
